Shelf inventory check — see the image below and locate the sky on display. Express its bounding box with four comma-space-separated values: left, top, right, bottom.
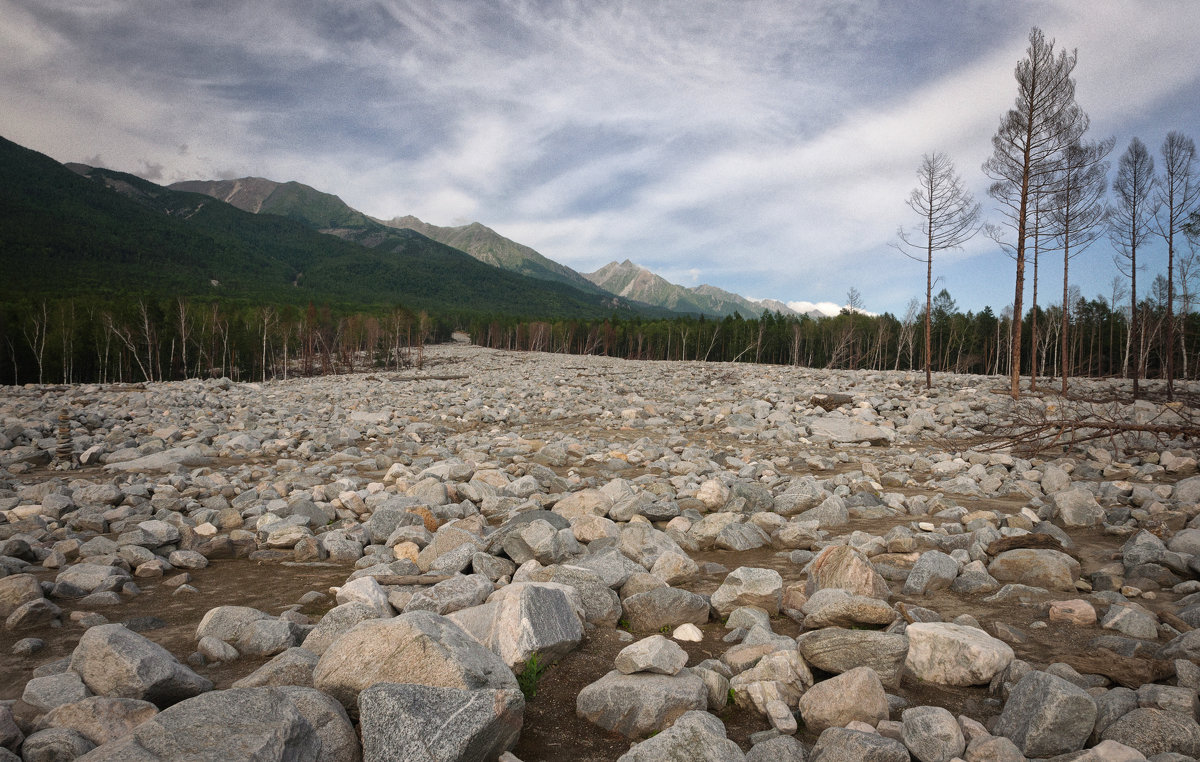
3, 0, 1200, 317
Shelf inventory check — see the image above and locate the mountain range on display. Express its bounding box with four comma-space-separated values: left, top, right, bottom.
0, 136, 640, 317
583, 260, 804, 318
1, 132, 817, 319
169, 177, 803, 318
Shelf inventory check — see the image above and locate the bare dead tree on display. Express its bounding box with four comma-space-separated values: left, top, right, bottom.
895, 152, 981, 388
20, 301, 48, 384
1052, 138, 1113, 396
984, 27, 1089, 399
1179, 241, 1199, 378
896, 297, 921, 371
1110, 137, 1159, 400
1153, 132, 1200, 400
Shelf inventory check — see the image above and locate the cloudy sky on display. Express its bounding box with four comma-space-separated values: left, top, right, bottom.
4, 0, 1199, 316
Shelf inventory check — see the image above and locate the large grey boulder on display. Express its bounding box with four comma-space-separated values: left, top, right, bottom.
797, 627, 908, 689
795, 495, 849, 528
103, 446, 211, 472
501, 520, 582, 565
1100, 707, 1200, 757
73, 686, 358, 761
195, 607, 272, 645
312, 611, 517, 711
622, 587, 710, 632
553, 488, 613, 520
745, 735, 806, 762
232, 647, 320, 689
362, 502, 422, 545
729, 649, 813, 716
901, 705, 965, 762
526, 564, 623, 626
620, 523, 688, 570
714, 522, 771, 552
448, 582, 584, 673
615, 635, 688, 675
195, 605, 299, 659
616, 710, 746, 762
275, 686, 362, 762
904, 622, 1013, 686
1054, 488, 1106, 527
988, 548, 1080, 592
0, 703, 22, 752
19, 728, 95, 761
357, 683, 522, 762
54, 564, 130, 596
403, 573, 494, 615
800, 588, 897, 629
797, 666, 888, 734
6, 597, 62, 631
301, 602, 380, 656
333, 576, 395, 617
805, 544, 890, 599
992, 670, 1098, 757
576, 669, 708, 739
33, 696, 157, 746
69, 624, 212, 707
774, 476, 827, 516
710, 567, 783, 617
21, 672, 91, 712
902, 550, 959, 596
0, 573, 43, 617
808, 726, 910, 761
808, 417, 895, 445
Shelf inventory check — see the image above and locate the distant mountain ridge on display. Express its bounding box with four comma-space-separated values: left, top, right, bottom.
383, 215, 604, 294
585, 260, 801, 318
171, 176, 819, 319
0, 135, 649, 318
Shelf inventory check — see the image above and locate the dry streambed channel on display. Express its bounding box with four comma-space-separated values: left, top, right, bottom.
2, 344, 1200, 760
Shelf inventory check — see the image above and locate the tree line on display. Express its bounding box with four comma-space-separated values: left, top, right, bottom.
0, 297, 447, 386
898, 27, 1200, 400
4, 280, 1200, 386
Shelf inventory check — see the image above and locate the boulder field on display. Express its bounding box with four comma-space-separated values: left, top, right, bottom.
1, 344, 1199, 760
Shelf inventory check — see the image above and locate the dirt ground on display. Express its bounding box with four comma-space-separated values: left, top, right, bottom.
0, 452, 1181, 760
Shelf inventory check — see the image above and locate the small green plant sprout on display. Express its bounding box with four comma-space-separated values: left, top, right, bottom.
517, 651, 549, 700
659, 624, 672, 634
618, 617, 631, 631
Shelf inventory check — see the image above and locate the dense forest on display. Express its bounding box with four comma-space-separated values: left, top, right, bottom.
3, 283, 1200, 389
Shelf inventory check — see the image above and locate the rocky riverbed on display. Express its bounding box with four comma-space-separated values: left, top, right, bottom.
2, 344, 1200, 761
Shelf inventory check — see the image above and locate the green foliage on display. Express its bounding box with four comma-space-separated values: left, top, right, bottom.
618, 618, 631, 631
0, 136, 651, 320
517, 652, 549, 700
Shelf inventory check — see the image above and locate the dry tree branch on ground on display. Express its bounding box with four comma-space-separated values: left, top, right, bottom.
965, 393, 1200, 456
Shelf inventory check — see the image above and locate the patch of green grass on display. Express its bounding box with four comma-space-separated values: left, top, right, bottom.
517, 652, 549, 700
618, 618, 631, 631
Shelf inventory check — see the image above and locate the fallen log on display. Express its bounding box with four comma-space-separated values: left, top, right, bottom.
370, 574, 454, 586
1062, 648, 1175, 689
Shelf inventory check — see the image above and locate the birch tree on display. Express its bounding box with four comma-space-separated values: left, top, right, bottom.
1153, 132, 1200, 399
895, 152, 981, 388
1052, 138, 1112, 395
1109, 137, 1158, 400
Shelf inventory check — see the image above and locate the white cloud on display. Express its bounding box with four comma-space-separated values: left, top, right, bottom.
787, 301, 844, 317
2, 0, 1198, 315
